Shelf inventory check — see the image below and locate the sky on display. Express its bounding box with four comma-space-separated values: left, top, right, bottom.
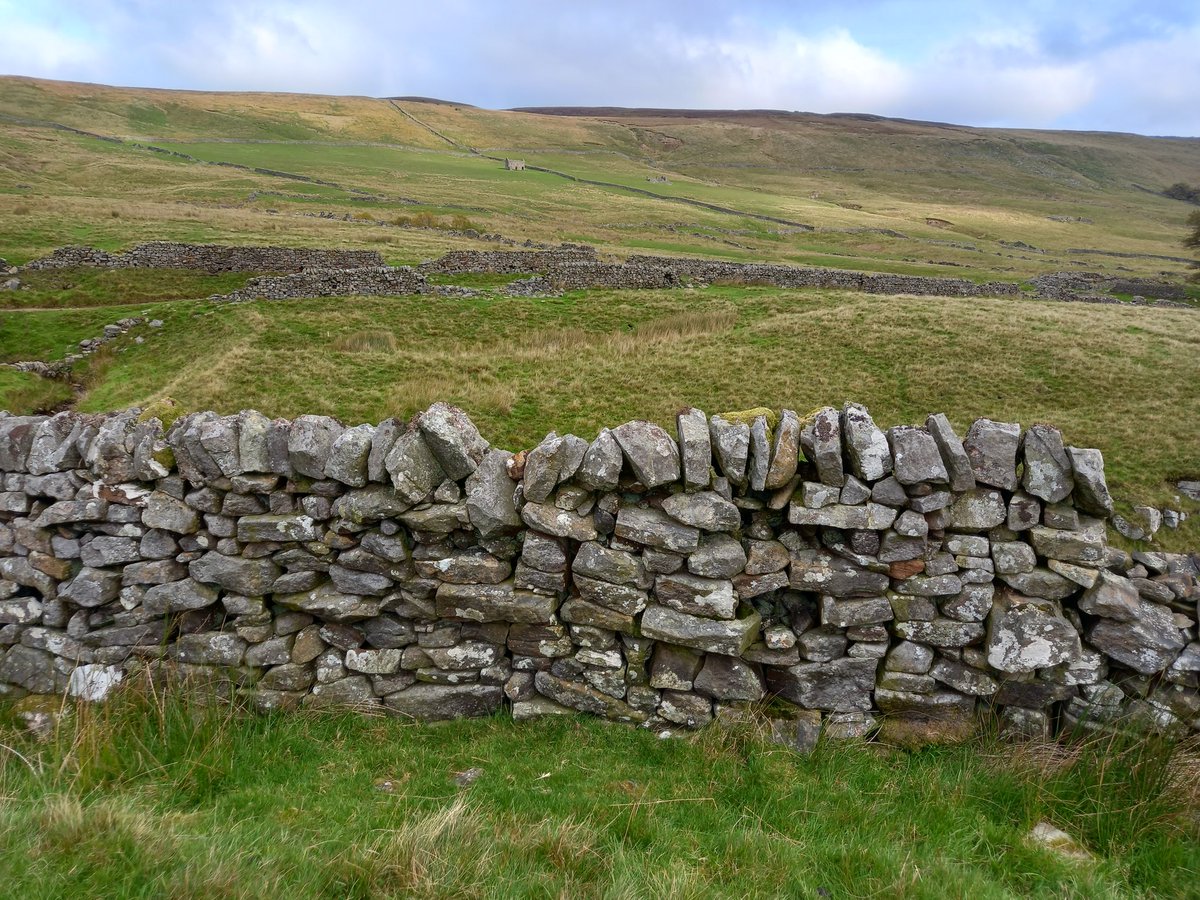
2, 0, 1199, 135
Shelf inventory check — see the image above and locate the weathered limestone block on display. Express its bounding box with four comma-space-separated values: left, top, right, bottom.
1066, 447, 1114, 517
1021, 424, 1074, 503
575, 575, 648, 614
385, 429, 445, 504
58, 567, 120, 608
924, 413, 975, 491
788, 502, 896, 530
465, 449, 520, 537
986, 593, 1080, 673
614, 506, 699, 552
612, 420, 681, 488
764, 409, 800, 489
384, 684, 502, 720
661, 491, 740, 532
944, 489, 1007, 531
693, 654, 764, 700
288, 415, 344, 479
1028, 521, 1106, 566
963, 419, 1020, 490
804, 407, 844, 487
534, 671, 648, 722
237, 514, 320, 543
641, 605, 761, 655
577, 428, 623, 491
650, 643, 703, 690
688, 533, 747, 579
789, 549, 890, 598
709, 415, 750, 486
893, 618, 986, 647
275, 583, 381, 622
144, 578, 219, 614
888, 426, 948, 485
417, 403, 488, 480
842, 402, 892, 481
522, 433, 567, 503
572, 542, 646, 587
677, 408, 712, 491
820, 595, 893, 628
766, 657, 877, 712
324, 424, 374, 487
435, 580, 558, 624
654, 573, 737, 620
520, 501, 598, 542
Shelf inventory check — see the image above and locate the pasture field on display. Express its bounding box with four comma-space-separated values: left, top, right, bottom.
0, 684, 1197, 899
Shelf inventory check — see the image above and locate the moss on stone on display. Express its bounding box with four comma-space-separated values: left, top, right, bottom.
137, 396, 185, 430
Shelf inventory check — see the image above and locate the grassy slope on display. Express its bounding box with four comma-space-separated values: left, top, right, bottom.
1, 687, 1197, 898
2, 76, 1198, 281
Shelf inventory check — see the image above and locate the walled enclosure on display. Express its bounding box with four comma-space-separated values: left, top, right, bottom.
0, 402, 1197, 746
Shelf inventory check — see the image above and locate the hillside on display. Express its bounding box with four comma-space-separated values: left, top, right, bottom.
1, 76, 1197, 284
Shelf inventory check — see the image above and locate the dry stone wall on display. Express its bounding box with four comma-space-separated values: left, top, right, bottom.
22, 242, 385, 274
424, 250, 1022, 298
0, 403, 1197, 745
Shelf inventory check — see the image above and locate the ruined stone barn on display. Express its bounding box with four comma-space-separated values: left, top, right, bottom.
504, 158, 526, 171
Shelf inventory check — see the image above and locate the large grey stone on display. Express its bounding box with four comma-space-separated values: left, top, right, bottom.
332, 485, 410, 525
766, 657, 877, 712
1086, 614, 1185, 675
575, 575, 648, 615
693, 654, 764, 701
709, 415, 750, 486
842, 402, 892, 481
788, 549, 889, 598
986, 594, 1081, 673
1028, 523, 1106, 566
58, 567, 120, 608
894, 618, 986, 647
925, 413, 975, 491
677, 408, 712, 491
288, 415, 344, 479
198, 416, 241, 477
276, 583, 381, 622
237, 514, 320, 543
1066, 447, 1114, 517
465, 449, 521, 537
577, 428, 623, 491
1078, 570, 1140, 619
888, 426, 948, 485
788, 502, 896, 530
236, 410, 271, 473
324, 423, 373, 487
0, 645, 56, 693
534, 671, 647, 722
614, 506, 700, 552
661, 491, 740, 532
654, 573, 737, 619
572, 542, 646, 586
944, 489, 1007, 531
384, 684, 502, 720
189, 553, 281, 595
611, 420, 681, 488
385, 429, 445, 503
1022, 424, 1074, 503
765, 409, 800, 489
520, 501, 598, 542
963, 419, 1021, 491
144, 578, 220, 614
641, 605, 761, 655
435, 580, 557, 624
522, 433, 567, 503
417, 402, 488, 480
805, 407, 844, 487
688, 533, 748, 579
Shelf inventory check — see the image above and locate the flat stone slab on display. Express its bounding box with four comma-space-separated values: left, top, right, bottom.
640, 605, 761, 655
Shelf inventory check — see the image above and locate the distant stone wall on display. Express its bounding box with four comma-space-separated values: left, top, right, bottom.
1, 402, 1196, 745
427, 249, 1022, 299
211, 267, 430, 303
22, 242, 385, 274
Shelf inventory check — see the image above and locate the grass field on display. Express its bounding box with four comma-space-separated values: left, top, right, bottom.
1, 682, 1197, 898
1, 77, 1199, 897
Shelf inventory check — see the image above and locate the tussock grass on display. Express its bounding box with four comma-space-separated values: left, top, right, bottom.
331, 329, 399, 353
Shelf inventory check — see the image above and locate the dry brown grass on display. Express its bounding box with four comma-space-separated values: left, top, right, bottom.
331, 329, 398, 353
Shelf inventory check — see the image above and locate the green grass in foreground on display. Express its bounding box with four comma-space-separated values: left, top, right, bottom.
1, 684, 1197, 898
